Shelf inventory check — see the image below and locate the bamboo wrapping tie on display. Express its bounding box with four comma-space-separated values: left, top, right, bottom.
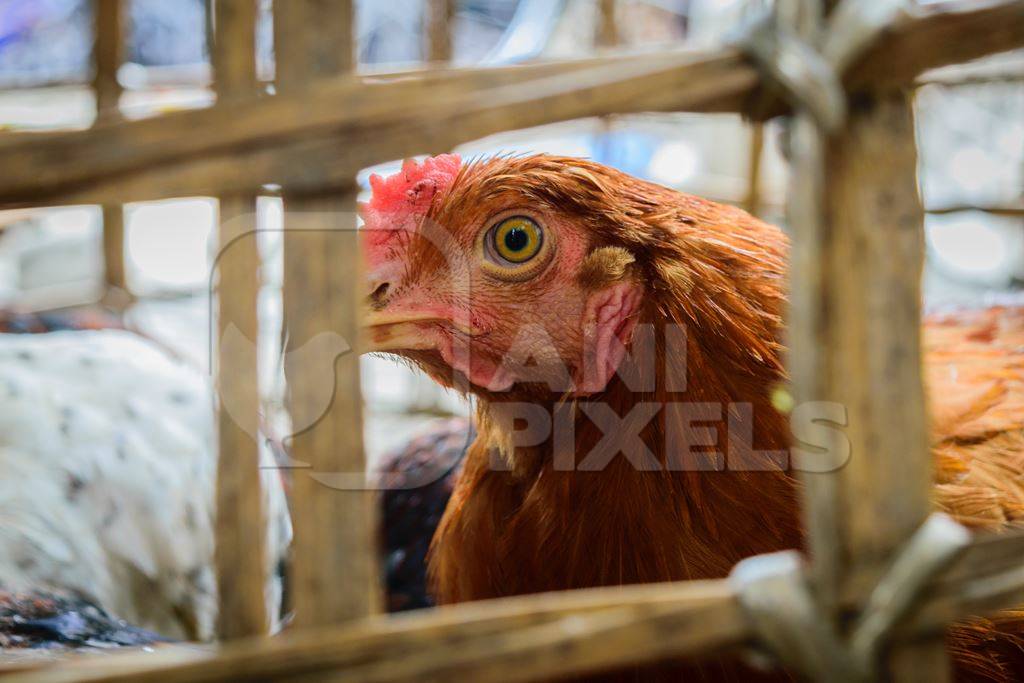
734, 16, 845, 132
732, 0, 912, 133
729, 513, 972, 682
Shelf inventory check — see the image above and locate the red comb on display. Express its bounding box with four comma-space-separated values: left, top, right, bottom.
360, 154, 462, 270
361, 154, 461, 233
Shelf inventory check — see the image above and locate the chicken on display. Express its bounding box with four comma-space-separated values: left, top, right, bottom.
0, 589, 167, 653
0, 307, 463, 640
0, 307, 123, 334
0, 330, 291, 642
377, 417, 471, 612
360, 154, 1024, 681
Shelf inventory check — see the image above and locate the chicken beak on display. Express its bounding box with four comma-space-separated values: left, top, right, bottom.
361, 311, 478, 353
362, 312, 439, 353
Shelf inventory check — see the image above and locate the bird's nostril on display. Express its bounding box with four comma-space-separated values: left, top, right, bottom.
369, 281, 390, 309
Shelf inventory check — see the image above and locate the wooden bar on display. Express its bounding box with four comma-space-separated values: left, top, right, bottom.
425, 0, 455, 62
827, 87, 951, 683
786, 0, 954, 677
92, 0, 122, 121
274, 0, 380, 629
1, 0, 1021, 208
274, 0, 355, 80
0, 49, 752, 207
841, 0, 1024, 90
595, 0, 619, 48
211, 0, 259, 98
92, 0, 127, 292
8, 524, 1024, 683
100, 204, 126, 291
784, 0, 839, 622
743, 122, 764, 215
822, 95, 931, 574
3, 580, 746, 683
210, 0, 268, 640
787, 51, 952, 683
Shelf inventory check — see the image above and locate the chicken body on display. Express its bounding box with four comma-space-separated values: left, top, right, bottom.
361, 154, 1024, 681
0, 330, 291, 641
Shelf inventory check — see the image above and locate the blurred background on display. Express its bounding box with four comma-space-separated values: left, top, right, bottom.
0, 0, 1021, 463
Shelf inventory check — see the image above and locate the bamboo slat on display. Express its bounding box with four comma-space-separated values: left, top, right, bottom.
91, 0, 122, 120
841, 0, 1024, 90
92, 0, 127, 291
4, 580, 746, 683
425, 0, 455, 63
786, 0, 955, 676
743, 122, 764, 215
788, 66, 952, 683
9, 526, 1024, 683
0, 49, 751, 207
595, 0, 619, 48
835, 92, 950, 681
820, 93, 932, 578
1, 0, 1020, 208
210, 0, 268, 640
274, 0, 380, 629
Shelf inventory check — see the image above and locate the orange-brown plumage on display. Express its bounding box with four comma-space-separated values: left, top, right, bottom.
362, 154, 1024, 681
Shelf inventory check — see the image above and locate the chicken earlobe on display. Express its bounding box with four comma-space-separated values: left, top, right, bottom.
575, 281, 643, 395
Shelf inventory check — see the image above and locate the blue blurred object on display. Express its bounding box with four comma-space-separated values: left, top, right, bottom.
481, 0, 563, 65
0, 0, 208, 86
590, 128, 660, 180
0, 0, 90, 86
0, 0, 47, 49
127, 0, 207, 67
0, 0, 529, 86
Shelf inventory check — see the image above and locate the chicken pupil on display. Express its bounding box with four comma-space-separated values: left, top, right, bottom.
504, 227, 529, 252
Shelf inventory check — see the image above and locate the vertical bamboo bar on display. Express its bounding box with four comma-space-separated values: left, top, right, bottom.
211, 0, 268, 640
594, 0, 619, 145
743, 123, 764, 215
595, 0, 619, 48
820, 95, 931, 582
425, 0, 455, 63
786, 0, 950, 676
826, 92, 948, 681
787, 83, 952, 683
782, 0, 835, 617
275, 0, 380, 629
92, 0, 126, 292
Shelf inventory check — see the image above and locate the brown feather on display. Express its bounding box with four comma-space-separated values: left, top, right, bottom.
426, 156, 800, 680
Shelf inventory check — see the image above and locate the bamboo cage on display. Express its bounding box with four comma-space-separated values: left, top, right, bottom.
2, 0, 1024, 681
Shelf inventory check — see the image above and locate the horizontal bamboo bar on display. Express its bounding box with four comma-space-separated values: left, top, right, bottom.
0, 49, 751, 207
844, 529, 1024, 620
0, 0, 1020, 208
926, 200, 1024, 217
842, 0, 1024, 90
4, 580, 745, 683
9, 527, 1024, 683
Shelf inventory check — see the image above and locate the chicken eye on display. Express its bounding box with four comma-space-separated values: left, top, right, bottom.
490, 216, 543, 264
